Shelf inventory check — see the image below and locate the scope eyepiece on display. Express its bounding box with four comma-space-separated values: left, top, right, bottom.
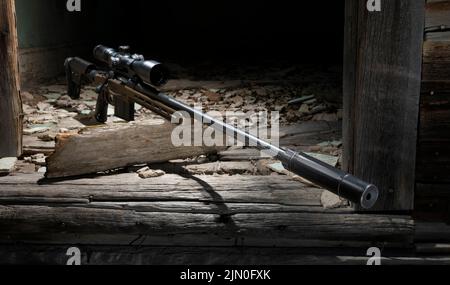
93, 45, 168, 87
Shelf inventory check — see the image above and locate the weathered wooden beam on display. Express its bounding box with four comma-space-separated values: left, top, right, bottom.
2, 245, 448, 265
416, 4, 450, 186
0, 173, 414, 247
423, 40, 450, 81
45, 120, 221, 179
0, 0, 23, 157
343, 0, 425, 211
0, 204, 413, 247
425, 0, 450, 41
0, 173, 324, 207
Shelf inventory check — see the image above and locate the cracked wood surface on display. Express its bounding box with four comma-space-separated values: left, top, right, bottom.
0, 173, 413, 247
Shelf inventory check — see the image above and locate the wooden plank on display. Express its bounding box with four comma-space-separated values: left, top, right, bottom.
0, 174, 324, 207
343, 0, 425, 211
0, 173, 413, 247
418, 39, 450, 184
416, 243, 450, 254
426, 0, 450, 28
415, 221, 450, 242
417, 89, 450, 183
423, 40, 450, 64
342, 0, 358, 176
0, 0, 23, 157
0, 205, 413, 247
425, 0, 450, 41
422, 41, 450, 81
2, 245, 448, 265
45, 120, 221, 179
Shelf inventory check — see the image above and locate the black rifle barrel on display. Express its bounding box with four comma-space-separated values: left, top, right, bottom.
90, 46, 379, 209
131, 81, 379, 209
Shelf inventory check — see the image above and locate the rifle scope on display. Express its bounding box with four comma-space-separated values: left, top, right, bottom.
93, 45, 168, 87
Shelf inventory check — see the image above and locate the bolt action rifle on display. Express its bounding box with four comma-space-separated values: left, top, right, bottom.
65, 45, 379, 209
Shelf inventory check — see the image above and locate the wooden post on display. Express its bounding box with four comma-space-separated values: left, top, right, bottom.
343, 0, 425, 211
0, 0, 22, 158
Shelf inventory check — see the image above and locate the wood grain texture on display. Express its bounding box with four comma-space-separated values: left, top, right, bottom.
343, 0, 425, 211
0, 174, 324, 207
3, 245, 449, 265
417, 88, 450, 183
0, 173, 414, 247
0, 0, 23, 157
423, 41, 450, 81
426, 0, 450, 41
416, 2, 450, 210
45, 120, 221, 178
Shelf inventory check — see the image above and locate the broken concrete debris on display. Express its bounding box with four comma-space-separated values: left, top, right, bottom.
321, 190, 349, 209
37, 167, 47, 174
30, 154, 47, 166
23, 125, 51, 135
137, 166, 166, 179
196, 155, 209, 164
0, 157, 18, 175
38, 133, 56, 142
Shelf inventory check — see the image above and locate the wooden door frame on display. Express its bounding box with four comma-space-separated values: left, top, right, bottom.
0, 0, 22, 158
343, 0, 426, 211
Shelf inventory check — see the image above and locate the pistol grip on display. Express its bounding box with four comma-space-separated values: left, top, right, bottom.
65, 58, 81, 99
95, 91, 109, 123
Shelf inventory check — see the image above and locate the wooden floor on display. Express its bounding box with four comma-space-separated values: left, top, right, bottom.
2, 171, 444, 265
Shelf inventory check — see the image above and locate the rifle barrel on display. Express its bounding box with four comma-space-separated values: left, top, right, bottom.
131, 80, 379, 209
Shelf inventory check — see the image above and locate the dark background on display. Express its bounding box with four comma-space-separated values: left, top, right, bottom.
16, 0, 345, 82
99, 0, 345, 64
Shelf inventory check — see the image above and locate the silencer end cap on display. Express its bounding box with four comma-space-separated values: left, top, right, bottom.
360, 185, 379, 209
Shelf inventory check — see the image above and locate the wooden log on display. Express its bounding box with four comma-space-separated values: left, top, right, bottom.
0, 173, 324, 207
2, 245, 448, 265
343, 0, 425, 211
415, 221, 450, 242
0, 0, 23, 157
0, 205, 413, 247
0, 173, 413, 247
45, 120, 221, 178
